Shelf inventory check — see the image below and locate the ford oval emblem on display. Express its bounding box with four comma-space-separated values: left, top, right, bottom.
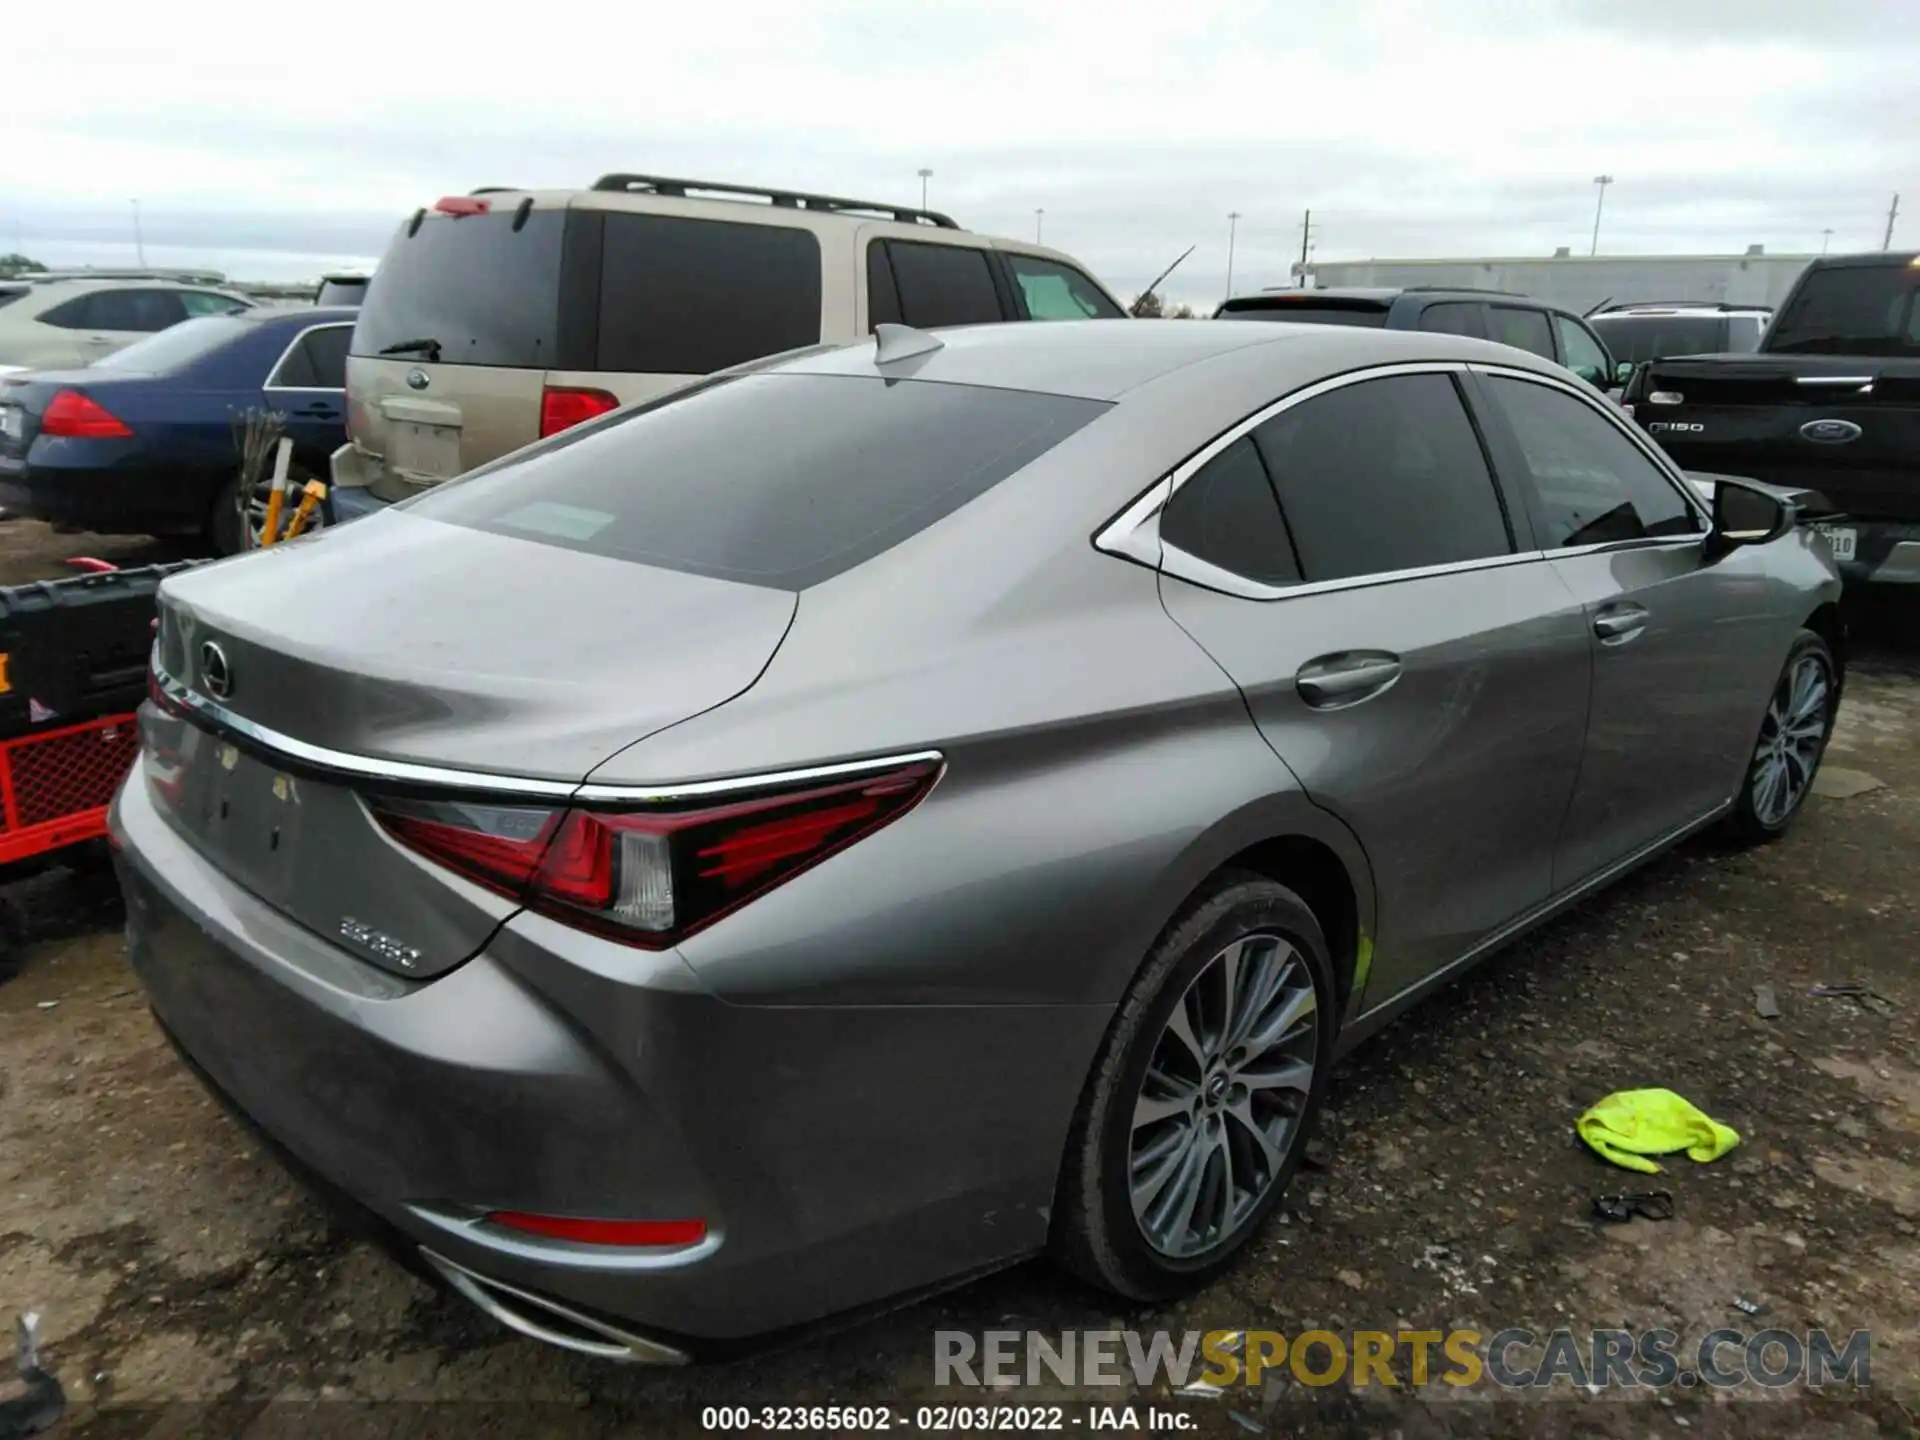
1799, 418, 1862, 445
405, 367, 430, 391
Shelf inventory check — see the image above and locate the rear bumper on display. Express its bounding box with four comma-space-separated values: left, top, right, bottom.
109, 756, 1082, 1346
0, 451, 210, 534
1812, 518, 1920, 587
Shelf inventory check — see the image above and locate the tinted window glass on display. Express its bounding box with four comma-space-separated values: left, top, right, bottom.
1728, 315, 1767, 352
884, 242, 1003, 328
1768, 266, 1919, 355
597, 214, 821, 374
1252, 373, 1512, 582
1589, 315, 1727, 364
303, 326, 351, 388
867, 243, 902, 330
181, 291, 247, 317
91, 315, 251, 372
1486, 305, 1555, 358
1421, 302, 1484, 338
315, 278, 369, 306
407, 375, 1108, 590
1554, 315, 1612, 377
71, 289, 187, 333
36, 296, 90, 329
1215, 301, 1387, 326
1160, 437, 1299, 584
1005, 254, 1124, 320
352, 209, 564, 368
1486, 375, 1701, 547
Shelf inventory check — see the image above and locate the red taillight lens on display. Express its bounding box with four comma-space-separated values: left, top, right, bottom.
368, 759, 941, 948
41, 389, 132, 439
434, 195, 491, 217
539, 386, 619, 438
485, 1212, 706, 1248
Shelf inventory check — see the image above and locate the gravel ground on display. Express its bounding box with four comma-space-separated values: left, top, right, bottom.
0, 517, 1916, 1436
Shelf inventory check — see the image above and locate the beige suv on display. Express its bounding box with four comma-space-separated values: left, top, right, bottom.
333, 173, 1128, 501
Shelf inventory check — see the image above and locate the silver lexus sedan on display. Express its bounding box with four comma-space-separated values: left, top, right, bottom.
113, 319, 1842, 1361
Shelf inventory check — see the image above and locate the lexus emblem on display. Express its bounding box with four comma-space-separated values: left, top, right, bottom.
405, 367, 430, 391
199, 641, 232, 701
1799, 418, 1862, 445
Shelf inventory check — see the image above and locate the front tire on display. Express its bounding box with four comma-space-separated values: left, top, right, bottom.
1723, 629, 1837, 845
1053, 872, 1335, 1300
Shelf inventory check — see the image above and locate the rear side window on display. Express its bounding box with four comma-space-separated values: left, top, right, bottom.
42, 289, 187, 332
1252, 373, 1512, 582
269, 325, 352, 388
1486, 305, 1555, 359
1159, 437, 1300, 584
1485, 375, 1700, 546
597, 213, 821, 374
1768, 266, 1919, 355
1215, 301, 1387, 327
878, 242, 1004, 328
1421, 302, 1484, 338
405, 374, 1108, 590
352, 209, 565, 368
1005, 254, 1124, 320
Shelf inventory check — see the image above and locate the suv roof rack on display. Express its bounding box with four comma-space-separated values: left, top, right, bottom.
590, 173, 959, 229
1591, 300, 1773, 315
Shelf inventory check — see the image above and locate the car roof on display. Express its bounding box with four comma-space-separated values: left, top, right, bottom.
771, 318, 1570, 403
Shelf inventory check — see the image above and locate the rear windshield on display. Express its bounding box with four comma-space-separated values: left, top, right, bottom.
402, 374, 1110, 590
1767, 266, 1920, 356
1589, 315, 1726, 364
1215, 301, 1388, 327
91, 315, 254, 372
351, 209, 564, 368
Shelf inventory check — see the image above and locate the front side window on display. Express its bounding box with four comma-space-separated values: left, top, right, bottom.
1485, 375, 1701, 547
1159, 436, 1299, 584
598, 213, 821, 374
181, 291, 248, 317
1251, 372, 1513, 583
1004, 253, 1124, 320
404, 374, 1108, 590
1553, 315, 1612, 379
1487, 305, 1555, 359
881, 241, 1004, 329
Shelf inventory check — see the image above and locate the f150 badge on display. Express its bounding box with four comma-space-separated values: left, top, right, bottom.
339, 915, 423, 971
1647, 422, 1704, 434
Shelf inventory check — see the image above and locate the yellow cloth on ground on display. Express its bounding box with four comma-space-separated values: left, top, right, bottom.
1576, 1089, 1741, 1174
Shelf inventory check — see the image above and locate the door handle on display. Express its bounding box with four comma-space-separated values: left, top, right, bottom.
1592, 604, 1649, 643
295, 404, 339, 417
1296, 651, 1402, 708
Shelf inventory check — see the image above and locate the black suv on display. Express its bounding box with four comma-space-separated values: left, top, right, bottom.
1215, 287, 1619, 390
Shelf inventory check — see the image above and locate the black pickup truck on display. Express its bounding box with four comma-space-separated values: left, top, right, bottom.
1622, 251, 1920, 589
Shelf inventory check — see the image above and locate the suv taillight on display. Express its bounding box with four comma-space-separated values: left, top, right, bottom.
41, 389, 132, 438
539, 386, 619, 438
368, 759, 941, 948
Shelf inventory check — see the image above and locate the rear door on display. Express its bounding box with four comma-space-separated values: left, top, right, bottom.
264, 322, 351, 458
1150, 365, 1593, 1005
1470, 366, 1776, 887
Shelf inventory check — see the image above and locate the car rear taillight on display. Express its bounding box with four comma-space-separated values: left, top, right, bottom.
368, 759, 941, 948
484, 1212, 706, 1248
539, 386, 619, 438
41, 389, 132, 438
434, 196, 491, 217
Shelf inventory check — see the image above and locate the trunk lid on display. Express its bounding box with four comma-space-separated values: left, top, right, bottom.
149, 512, 796, 977
344, 356, 547, 502
1638, 354, 1920, 521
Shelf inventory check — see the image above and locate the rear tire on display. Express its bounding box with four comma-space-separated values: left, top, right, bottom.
1723, 629, 1837, 845
1053, 872, 1335, 1301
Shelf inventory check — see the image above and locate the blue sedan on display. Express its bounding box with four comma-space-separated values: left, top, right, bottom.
0, 306, 386, 554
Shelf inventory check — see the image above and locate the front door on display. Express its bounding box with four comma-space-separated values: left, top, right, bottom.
1469, 367, 1781, 888
1148, 367, 1593, 1006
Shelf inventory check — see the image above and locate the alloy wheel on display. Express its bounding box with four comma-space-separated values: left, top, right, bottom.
1750, 651, 1831, 828
1128, 933, 1319, 1260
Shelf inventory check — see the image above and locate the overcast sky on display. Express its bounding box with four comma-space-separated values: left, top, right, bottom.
4, 0, 1915, 303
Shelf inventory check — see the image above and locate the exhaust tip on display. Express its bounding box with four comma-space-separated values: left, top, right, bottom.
420, 1248, 689, 1365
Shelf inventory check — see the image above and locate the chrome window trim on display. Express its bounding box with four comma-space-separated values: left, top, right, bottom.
1160, 543, 1551, 604
149, 660, 943, 804
262, 321, 354, 394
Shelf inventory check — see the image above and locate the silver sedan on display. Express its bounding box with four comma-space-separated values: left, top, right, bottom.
113, 318, 1841, 1360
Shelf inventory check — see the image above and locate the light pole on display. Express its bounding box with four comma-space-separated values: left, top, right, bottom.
1226, 211, 1242, 299
131, 198, 146, 266
1822, 228, 1834, 255
1589, 175, 1613, 256
917, 168, 932, 211
1034, 208, 1044, 243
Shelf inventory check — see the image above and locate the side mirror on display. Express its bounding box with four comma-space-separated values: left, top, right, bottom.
1705, 476, 1794, 561
1571, 363, 1604, 386
1614, 361, 1637, 385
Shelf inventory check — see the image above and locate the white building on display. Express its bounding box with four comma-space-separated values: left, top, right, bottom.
1295, 246, 1817, 315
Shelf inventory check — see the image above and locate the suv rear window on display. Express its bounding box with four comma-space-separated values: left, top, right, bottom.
1590, 315, 1727, 364
1768, 266, 1920, 356
352, 209, 566, 368
405, 374, 1109, 589
597, 213, 821, 373
1215, 300, 1388, 326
